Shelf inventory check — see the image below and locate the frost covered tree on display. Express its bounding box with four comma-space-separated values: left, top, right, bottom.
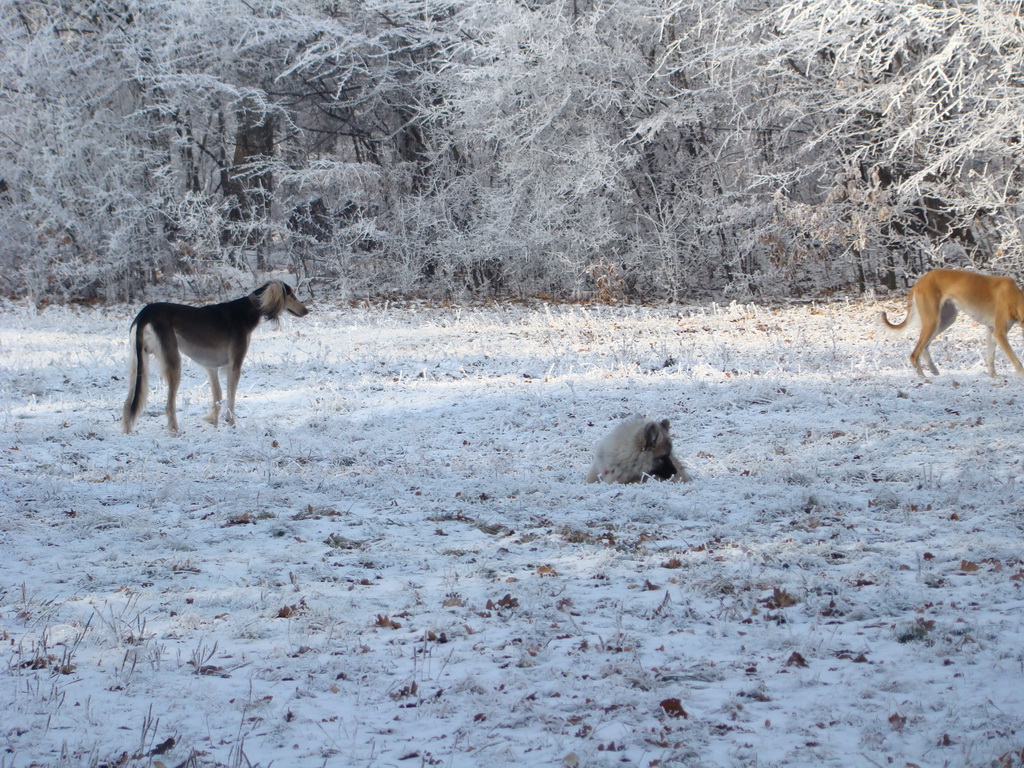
408, 0, 655, 298
2, 0, 1023, 301
0, 0, 437, 300
408, 0, 743, 300
731, 0, 1024, 292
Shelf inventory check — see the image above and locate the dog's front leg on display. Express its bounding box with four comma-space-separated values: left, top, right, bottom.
992, 324, 1024, 377
224, 363, 242, 426
985, 330, 998, 376
204, 367, 222, 425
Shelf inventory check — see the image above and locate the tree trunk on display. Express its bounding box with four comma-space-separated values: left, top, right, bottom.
222, 100, 275, 270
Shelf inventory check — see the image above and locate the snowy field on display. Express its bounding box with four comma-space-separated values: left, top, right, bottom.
2, 295, 1023, 768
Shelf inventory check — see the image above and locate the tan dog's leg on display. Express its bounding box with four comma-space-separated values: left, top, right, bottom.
984, 331, 997, 376
991, 317, 1024, 376
909, 297, 941, 376
910, 298, 957, 377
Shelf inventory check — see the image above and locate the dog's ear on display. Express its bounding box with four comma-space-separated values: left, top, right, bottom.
659, 419, 671, 433
254, 281, 288, 319
643, 421, 661, 451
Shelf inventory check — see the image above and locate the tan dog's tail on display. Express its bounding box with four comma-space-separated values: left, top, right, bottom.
879, 291, 917, 331
121, 320, 149, 433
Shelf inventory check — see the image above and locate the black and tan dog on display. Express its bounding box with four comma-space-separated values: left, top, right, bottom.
121, 281, 309, 434
585, 416, 691, 484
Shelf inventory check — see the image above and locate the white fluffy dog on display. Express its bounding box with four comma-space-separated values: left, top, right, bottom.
585, 416, 691, 484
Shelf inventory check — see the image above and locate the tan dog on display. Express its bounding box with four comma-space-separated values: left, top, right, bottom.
880, 268, 1024, 378
585, 416, 691, 484
122, 281, 309, 434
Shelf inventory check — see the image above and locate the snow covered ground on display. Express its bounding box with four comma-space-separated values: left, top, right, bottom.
2, 295, 1023, 768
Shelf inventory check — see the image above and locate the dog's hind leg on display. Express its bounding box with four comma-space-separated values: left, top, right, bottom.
912, 299, 955, 376
158, 336, 183, 435
910, 328, 941, 377
164, 362, 181, 434
204, 367, 222, 425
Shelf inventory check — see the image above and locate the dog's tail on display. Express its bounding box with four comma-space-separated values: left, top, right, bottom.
121, 318, 150, 433
878, 292, 917, 331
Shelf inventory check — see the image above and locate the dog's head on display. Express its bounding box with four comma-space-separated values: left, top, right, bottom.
642, 419, 681, 480
642, 419, 673, 456
254, 281, 310, 320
